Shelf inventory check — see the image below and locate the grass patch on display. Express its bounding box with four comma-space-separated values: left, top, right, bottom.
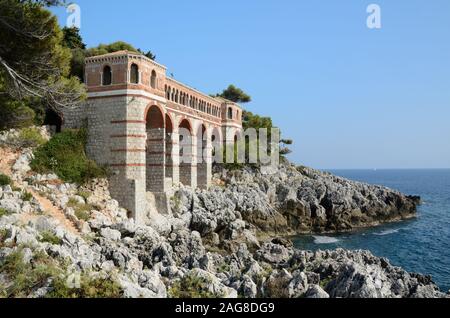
0, 208, 12, 218
48, 274, 122, 298
0, 248, 122, 298
168, 274, 218, 298
30, 128, 107, 184
0, 228, 8, 246
18, 127, 46, 147
67, 198, 92, 221
0, 174, 12, 186
21, 191, 33, 202
39, 231, 62, 245
12, 186, 21, 192
77, 190, 91, 201
0, 248, 61, 298
319, 277, 333, 289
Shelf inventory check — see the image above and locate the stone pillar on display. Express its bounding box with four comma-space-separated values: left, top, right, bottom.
146, 128, 166, 192
169, 126, 180, 186
179, 132, 197, 188
197, 128, 212, 189
107, 96, 148, 224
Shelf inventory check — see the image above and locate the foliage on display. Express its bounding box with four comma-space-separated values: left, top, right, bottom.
0, 247, 122, 298
62, 27, 86, 50
21, 191, 34, 202
0, 208, 12, 218
0, 98, 35, 130
0, 174, 12, 186
320, 277, 333, 289
87, 41, 135, 56
169, 275, 217, 298
62, 27, 86, 80
48, 274, 123, 298
0, 0, 86, 112
67, 198, 92, 221
0, 228, 7, 242
39, 231, 62, 245
215, 85, 251, 103
0, 248, 61, 298
30, 128, 107, 184
18, 127, 47, 147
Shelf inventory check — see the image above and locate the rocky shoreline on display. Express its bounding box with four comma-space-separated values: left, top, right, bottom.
184, 163, 421, 239
0, 128, 447, 298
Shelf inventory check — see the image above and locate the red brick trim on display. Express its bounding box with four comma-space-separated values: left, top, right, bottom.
147, 164, 165, 167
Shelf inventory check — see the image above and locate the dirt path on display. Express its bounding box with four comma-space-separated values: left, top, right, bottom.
1, 145, 79, 235
29, 189, 80, 235
0, 147, 18, 176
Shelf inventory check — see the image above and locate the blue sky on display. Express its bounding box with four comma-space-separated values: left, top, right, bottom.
52, 0, 450, 169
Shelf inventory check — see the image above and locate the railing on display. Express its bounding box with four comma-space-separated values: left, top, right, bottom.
165, 78, 222, 119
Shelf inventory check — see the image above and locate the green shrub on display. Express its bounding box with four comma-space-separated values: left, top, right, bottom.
0, 247, 122, 298
0, 99, 35, 130
39, 231, 62, 245
67, 198, 92, 221
31, 128, 107, 184
0, 228, 8, 242
169, 274, 217, 298
21, 191, 33, 202
0, 208, 12, 218
77, 190, 91, 201
0, 174, 12, 186
48, 274, 122, 298
0, 249, 61, 298
18, 127, 46, 147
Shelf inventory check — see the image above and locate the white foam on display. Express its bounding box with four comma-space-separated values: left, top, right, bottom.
313, 236, 340, 244
373, 229, 400, 236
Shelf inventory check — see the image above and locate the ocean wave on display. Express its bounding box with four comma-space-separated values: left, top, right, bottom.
313, 236, 340, 244
373, 229, 400, 236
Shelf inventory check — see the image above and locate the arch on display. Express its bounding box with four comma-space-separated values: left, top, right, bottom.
150, 70, 157, 89
179, 118, 192, 134
145, 104, 166, 192
178, 118, 194, 188
43, 109, 63, 133
228, 107, 233, 119
130, 63, 139, 84
145, 104, 165, 128
211, 126, 223, 164
102, 65, 112, 86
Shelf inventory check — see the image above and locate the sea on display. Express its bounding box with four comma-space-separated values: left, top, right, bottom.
292, 169, 450, 292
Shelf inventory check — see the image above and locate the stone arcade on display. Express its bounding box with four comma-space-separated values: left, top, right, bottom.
63, 51, 243, 223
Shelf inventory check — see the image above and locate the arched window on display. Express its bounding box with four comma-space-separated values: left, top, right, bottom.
130, 64, 139, 84
150, 70, 157, 89
228, 107, 233, 119
102, 65, 112, 86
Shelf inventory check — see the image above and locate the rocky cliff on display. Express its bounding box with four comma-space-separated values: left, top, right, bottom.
181, 164, 420, 238
0, 127, 446, 298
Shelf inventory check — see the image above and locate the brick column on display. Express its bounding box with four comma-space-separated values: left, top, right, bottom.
107, 96, 148, 224
179, 131, 197, 188
146, 128, 166, 192
197, 128, 212, 189
170, 126, 180, 186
